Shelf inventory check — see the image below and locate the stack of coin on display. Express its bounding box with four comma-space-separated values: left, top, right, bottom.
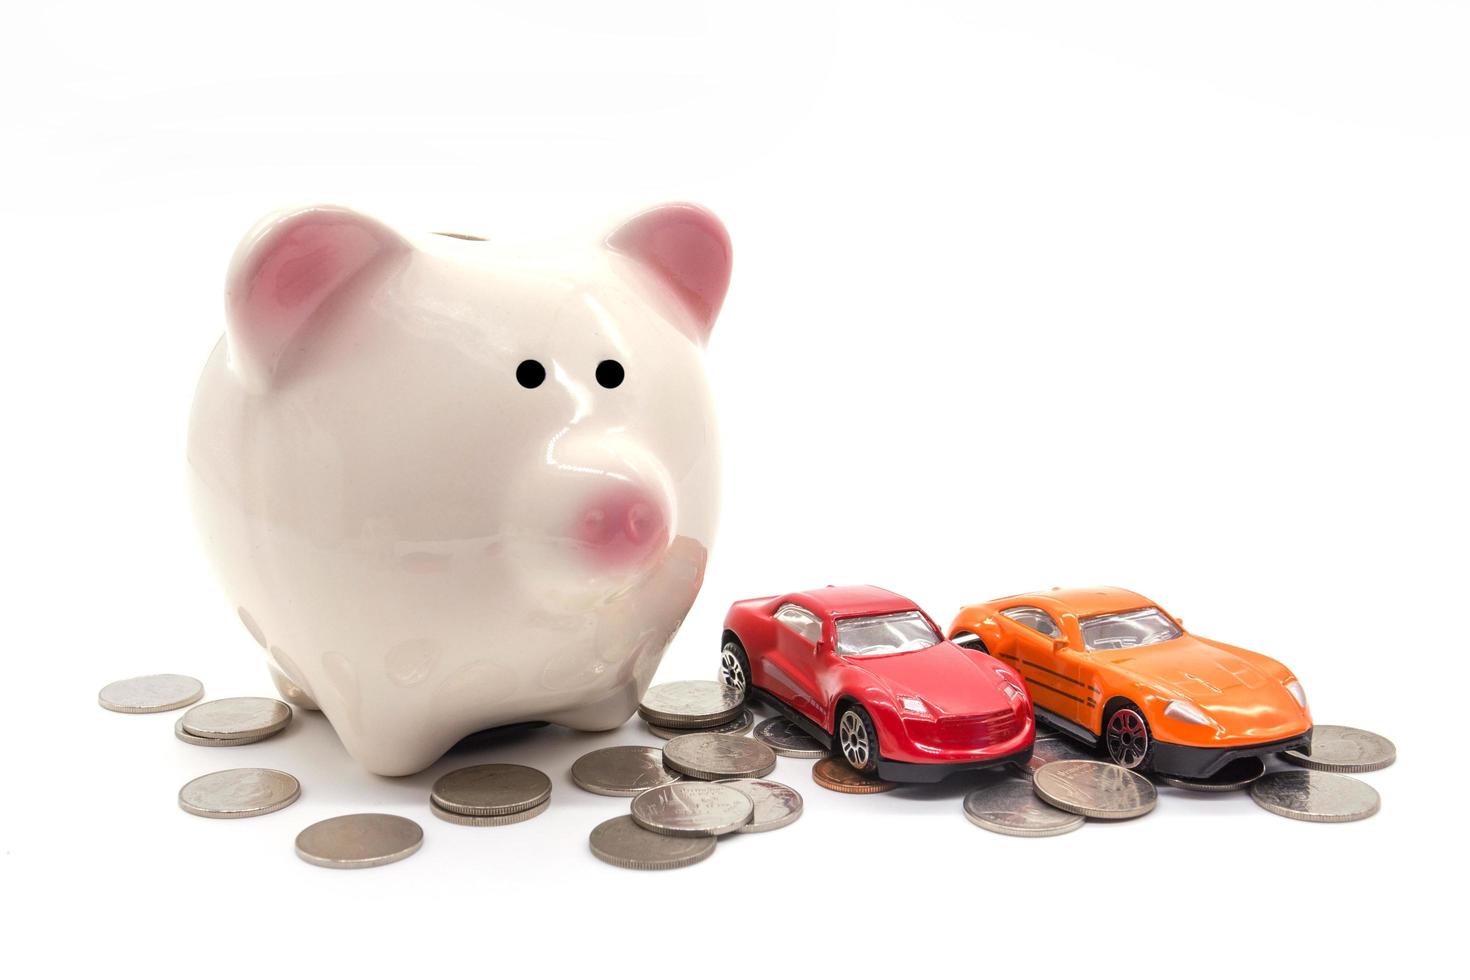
430, 763, 551, 826
174, 697, 292, 747
638, 680, 751, 739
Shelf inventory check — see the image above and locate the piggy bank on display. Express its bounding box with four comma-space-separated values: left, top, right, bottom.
187, 203, 730, 775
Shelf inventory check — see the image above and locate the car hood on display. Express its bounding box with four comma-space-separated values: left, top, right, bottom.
846, 641, 1014, 715
1093, 635, 1302, 717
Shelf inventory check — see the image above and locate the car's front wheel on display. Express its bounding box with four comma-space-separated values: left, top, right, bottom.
836, 704, 880, 774
719, 638, 750, 695
1103, 701, 1154, 770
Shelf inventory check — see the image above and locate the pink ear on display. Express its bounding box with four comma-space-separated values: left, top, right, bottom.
225, 206, 406, 387
606, 203, 732, 345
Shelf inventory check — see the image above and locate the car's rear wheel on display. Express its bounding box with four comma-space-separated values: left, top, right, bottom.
719, 638, 750, 695
1103, 701, 1154, 770
836, 704, 880, 774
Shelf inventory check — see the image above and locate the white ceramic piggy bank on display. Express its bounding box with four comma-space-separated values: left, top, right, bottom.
187, 203, 729, 775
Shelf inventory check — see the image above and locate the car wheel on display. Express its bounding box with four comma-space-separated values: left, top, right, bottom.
719, 638, 750, 695
836, 704, 880, 774
1103, 701, 1154, 770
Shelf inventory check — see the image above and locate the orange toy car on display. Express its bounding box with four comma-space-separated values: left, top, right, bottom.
947, 587, 1311, 777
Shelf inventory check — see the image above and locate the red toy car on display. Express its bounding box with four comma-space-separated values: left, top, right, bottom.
720, 585, 1035, 782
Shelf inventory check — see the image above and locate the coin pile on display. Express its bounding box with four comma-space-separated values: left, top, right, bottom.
175, 697, 292, 747
638, 680, 752, 739
429, 763, 551, 826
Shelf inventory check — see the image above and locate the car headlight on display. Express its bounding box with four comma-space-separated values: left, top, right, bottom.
1164, 700, 1214, 726
992, 667, 1026, 703
1285, 680, 1307, 709
900, 697, 927, 714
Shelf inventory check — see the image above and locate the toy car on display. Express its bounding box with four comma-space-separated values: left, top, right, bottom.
720, 585, 1034, 782
947, 587, 1311, 777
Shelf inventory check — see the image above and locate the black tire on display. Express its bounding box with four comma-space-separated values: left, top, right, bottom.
719, 637, 751, 695
835, 703, 881, 774
1102, 700, 1155, 771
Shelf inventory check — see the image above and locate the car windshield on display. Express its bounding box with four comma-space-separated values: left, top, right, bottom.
834, 611, 939, 657
1080, 607, 1182, 651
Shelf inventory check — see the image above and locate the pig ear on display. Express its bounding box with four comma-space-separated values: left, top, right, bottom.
225, 205, 407, 387
606, 203, 731, 345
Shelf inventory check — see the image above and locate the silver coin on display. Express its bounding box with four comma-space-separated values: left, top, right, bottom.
647, 709, 755, 740
1250, 769, 1380, 823
663, 732, 777, 781
1156, 756, 1266, 793
717, 778, 804, 833
588, 815, 716, 870
173, 716, 283, 747
294, 813, 424, 869
753, 717, 827, 758
99, 674, 204, 714
638, 680, 744, 728
570, 745, 683, 797
181, 697, 292, 739
1014, 731, 1097, 776
963, 777, 1084, 837
630, 782, 754, 837
1033, 760, 1157, 819
430, 764, 551, 816
430, 797, 550, 826
178, 768, 301, 819
1282, 725, 1396, 773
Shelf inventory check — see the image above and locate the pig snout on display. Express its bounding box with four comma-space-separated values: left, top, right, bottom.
572, 484, 669, 569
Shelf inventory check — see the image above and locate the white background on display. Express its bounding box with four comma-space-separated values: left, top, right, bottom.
2, 2, 1464, 976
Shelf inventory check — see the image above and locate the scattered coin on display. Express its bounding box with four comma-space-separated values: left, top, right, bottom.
181, 697, 291, 740
1282, 725, 1396, 773
963, 777, 1084, 837
630, 782, 754, 837
571, 745, 683, 797
753, 717, 828, 758
294, 813, 424, 869
430, 797, 550, 826
639, 680, 745, 729
99, 674, 204, 714
1156, 756, 1266, 793
718, 778, 804, 833
646, 709, 755, 740
430, 763, 551, 816
1015, 731, 1098, 776
173, 716, 281, 747
811, 756, 897, 794
178, 768, 301, 819
1032, 760, 1156, 819
1249, 770, 1380, 823
663, 732, 777, 780
588, 815, 716, 871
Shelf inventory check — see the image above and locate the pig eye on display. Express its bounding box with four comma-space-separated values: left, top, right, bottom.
516, 360, 546, 389
596, 359, 624, 389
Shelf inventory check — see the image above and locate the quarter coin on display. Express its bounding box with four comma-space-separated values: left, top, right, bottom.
181, 697, 291, 740
1032, 760, 1156, 819
1282, 725, 1396, 773
294, 814, 424, 869
811, 757, 897, 794
717, 778, 804, 833
430, 764, 551, 816
1156, 756, 1266, 793
178, 768, 301, 819
753, 717, 827, 758
99, 674, 204, 714
174, 716, 282, 747
963, 777, 1084, 837
1249, 770, 1380, 823
630, 782, 753, 837
638, 680, 744, 728
647, 709, 755, 740
663, 732, 776, 780
588, 815, 716, 871
570, 745, 682, 797
430, 797, 550, 826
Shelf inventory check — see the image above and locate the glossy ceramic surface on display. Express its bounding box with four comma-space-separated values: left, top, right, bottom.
188, 203, 731, 775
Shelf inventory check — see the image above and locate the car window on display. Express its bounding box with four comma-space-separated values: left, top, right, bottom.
1001, 606, 1062, 639
1080, 607, 1181, 651
834, 611, 940, 657
774, 603, 822, 645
